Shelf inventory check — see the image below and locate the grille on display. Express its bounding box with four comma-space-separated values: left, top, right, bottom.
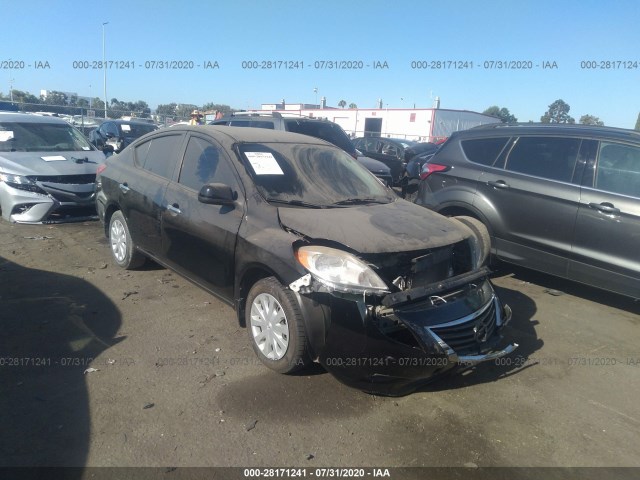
429, 299, 497, 354
31, 174, 96, 185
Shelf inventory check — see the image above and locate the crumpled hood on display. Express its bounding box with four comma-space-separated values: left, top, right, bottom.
278, 200, 470, 253
0, 151, 105, 176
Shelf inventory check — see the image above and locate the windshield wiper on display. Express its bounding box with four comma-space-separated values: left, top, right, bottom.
332, 197, 390, 206
267, 198, 327, 209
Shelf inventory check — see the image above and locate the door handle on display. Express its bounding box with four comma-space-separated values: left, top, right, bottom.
167, 203, 182, 215
588, 202, 620, 215
119, 183, 130, 194
487, 180, 509, 189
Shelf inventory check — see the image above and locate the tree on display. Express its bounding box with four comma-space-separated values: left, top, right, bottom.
483, 106, 517, 123
540, 99, 575, 124
338, 100, 347, 108
42, 91, 69, 106
579, 114, 604, 126
348, 103, 357, 109
635, 113, 640, 131
201, 103, 234, 115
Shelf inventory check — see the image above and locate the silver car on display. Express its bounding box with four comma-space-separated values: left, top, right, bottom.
0, 112, 106, 223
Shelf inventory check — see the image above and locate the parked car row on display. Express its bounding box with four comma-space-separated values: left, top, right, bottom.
3, 109, 637, 394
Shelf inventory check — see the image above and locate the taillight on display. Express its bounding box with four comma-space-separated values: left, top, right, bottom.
96, 163, 107, 176
420, 163, 449, 180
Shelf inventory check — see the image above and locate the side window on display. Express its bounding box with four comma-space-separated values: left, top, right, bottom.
178, 136, 238, 191
505, 136, 581, 182
364, 137, 378, 152
135, 134, 183, 179
381, 142, 399, 157
102, 122, 118, 137
461, 137, 510, 166
595, 142, 640, 197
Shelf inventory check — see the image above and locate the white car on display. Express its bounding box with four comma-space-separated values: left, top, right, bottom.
0, 112, 106, 223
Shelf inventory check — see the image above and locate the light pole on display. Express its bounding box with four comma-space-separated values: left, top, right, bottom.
102, 21, 109, 119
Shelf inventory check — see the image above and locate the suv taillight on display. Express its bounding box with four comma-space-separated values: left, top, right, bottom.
420, 163, 449, 180
96, 163, 107, 177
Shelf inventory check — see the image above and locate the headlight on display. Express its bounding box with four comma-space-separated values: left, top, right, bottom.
295, 245, 389, 293
0, 172, 47, 194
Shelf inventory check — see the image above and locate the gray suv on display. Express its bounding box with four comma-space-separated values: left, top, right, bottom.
416, 123, 640, 298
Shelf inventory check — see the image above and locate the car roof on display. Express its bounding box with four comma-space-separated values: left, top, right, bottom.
463, 123, 640, 142
0, 112, 71, 124
155, 125, 335, 146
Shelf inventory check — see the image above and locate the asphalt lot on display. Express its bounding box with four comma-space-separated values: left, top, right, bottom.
1, 220, 639, 475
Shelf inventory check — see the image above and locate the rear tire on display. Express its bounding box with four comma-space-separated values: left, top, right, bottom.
108, 211, 146, 269
246, 277, 310, 374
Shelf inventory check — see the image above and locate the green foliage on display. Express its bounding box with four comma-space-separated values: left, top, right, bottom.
541, 99, 575, 124
348, 103, 357, 109
579, 114, 604, 126
338, 100, 347, 108
483, 105, 518, 123
635, 113, 640, 131
201, 103, 234, 115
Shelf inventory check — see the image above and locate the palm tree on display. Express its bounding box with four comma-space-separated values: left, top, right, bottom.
338, 100, 347, 108
348, 103, 357, 109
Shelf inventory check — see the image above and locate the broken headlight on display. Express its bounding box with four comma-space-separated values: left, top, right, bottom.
0, 172, 47, 194
295, 245, 389, 294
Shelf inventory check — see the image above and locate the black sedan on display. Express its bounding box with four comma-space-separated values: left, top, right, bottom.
95, 126, 516, 395
89, 119, 157, 155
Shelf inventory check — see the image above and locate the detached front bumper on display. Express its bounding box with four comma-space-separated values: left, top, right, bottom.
294, 268, 517, 396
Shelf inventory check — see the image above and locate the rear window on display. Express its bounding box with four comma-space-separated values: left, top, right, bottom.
285, 120, 356, 156
461, 137, 510, 166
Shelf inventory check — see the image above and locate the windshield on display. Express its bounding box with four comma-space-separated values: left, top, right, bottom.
0, 122, 94, 152
238, 142, 394, 207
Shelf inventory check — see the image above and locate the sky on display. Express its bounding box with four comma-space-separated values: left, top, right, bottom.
1, 0, 639, 128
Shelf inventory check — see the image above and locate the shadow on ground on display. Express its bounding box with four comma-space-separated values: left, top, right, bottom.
0, 256, 122, 469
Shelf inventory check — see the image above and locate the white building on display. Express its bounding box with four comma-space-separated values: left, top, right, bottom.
252, 100, 500, 142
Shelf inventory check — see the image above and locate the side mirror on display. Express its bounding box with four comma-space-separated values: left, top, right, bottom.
198, 183, 237, 206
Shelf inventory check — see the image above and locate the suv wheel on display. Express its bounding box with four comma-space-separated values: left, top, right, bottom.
108, 211, 146, 269
451, 215, 491, 267
246, 277, 310, 374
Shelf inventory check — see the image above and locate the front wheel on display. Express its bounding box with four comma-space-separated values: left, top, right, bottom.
108, 210, 146, 269
246, 277, 310, 374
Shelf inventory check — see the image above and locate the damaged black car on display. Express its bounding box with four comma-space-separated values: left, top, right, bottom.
96, 126, 517, 395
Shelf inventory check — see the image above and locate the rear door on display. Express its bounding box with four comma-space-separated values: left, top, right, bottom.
161, 133, 245, 301
119, 132, 185, 255
476, 136, 583, 277
570, 140, 640, 297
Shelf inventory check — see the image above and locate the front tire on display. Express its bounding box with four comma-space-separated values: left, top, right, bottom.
246, 277, 310, 374
108, 210, 146, 269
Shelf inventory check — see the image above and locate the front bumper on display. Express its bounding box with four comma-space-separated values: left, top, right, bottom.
0, 181, 97, 224
293, 268, 517, 395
